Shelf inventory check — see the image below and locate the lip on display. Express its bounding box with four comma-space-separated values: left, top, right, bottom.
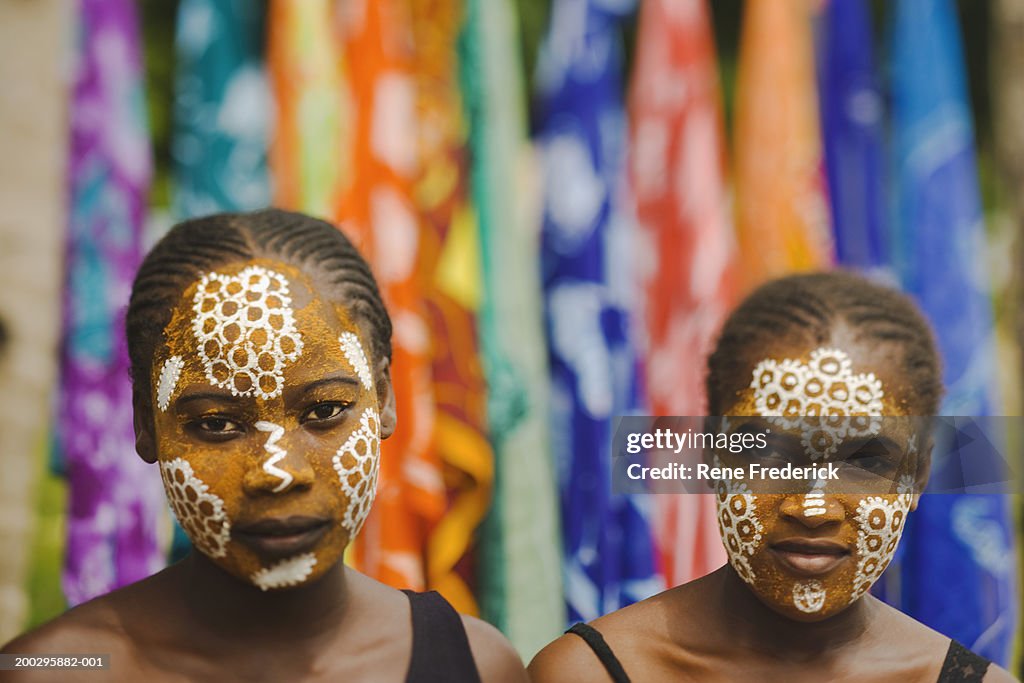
769, 538, 851, 577
233, 516, 331, 558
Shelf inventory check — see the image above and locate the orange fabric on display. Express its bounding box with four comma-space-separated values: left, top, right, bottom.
409, 0, 493, 616
733, 0, 833, 294
334, 0, 445, 593
628, 0, 732, 587
266, 0, 349, 217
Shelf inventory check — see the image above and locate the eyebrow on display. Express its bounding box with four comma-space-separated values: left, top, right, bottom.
300, 374, 361, 393
174, 391, 240, 408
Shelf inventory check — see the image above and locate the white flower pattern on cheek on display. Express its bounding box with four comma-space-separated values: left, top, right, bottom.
714, 456, 764, 584
156, 355, 184, 412
333, 408, 381, 537
850, 474, 915, 601
191, 265, 303, 399
339, 332, 374, 391
160, 458, 231, 558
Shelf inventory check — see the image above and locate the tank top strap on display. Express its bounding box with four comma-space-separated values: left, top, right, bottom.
566, 623, 632, 683
402, 590, 482, 683
936, 640, 991, 683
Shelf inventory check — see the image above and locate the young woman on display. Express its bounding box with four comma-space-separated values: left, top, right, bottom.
3, 209, 527, 682
529, 272, 1015, 682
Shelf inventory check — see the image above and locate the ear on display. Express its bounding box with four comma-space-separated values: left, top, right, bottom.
374, 357, 397, 440
132, 386, 158, 464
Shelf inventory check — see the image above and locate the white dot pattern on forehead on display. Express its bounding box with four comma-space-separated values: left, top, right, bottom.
156, 355, 184, 412
191, 265, 303, 400
251, 553, 318, 591
793, 580, 827, 613
339, 332, 374, 391
750, 347, 884, 460
333, 407, 381, 537
160, 458, 231, 558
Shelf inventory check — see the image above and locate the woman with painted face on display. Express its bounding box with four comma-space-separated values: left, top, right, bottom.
529, 272, 1016, 682
2, 209, 527, 682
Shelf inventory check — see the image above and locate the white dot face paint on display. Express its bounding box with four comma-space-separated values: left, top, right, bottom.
160, 457, 232, 558
750, 347, 884, 461
255, 421, 293, 493
191, 265, 303, 399
793, 580, 826, 613
251, 552, 318, 591
339, 332, 374, 391
333, 407, 381, 537
157, 355, 184, 412
850, 475, 914, 601
714, 455, 764, 585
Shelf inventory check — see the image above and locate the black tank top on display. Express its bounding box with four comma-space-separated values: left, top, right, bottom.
403, 590, 482, 683
567, 623, 993, 682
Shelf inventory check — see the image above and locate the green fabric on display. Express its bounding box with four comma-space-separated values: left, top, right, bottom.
460, 0, 564, 660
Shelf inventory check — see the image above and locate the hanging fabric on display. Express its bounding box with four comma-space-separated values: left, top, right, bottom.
890, 0, 1017, 665
733, 0, 833, 293
461, 0, 564, 656
627, 0, 733, 588
536, 0, 662, 624
60, 0, 165, 606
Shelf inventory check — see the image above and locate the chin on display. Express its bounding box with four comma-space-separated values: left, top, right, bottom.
750, 579, 859, 623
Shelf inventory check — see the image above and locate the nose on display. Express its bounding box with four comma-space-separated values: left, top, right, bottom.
779, 482, 844, 528
243, 421, 315, 495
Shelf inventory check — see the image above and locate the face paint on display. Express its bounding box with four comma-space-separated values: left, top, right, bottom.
716, 345, 919, 621
191, 265, 303, 399
251, 553, 318, 591
160, 457, 231, 558
339, 331, 374, 391
255, 421, 293, 493
151, 260, 385, 591
157, 355, 185, 412
332, 407, 381, 537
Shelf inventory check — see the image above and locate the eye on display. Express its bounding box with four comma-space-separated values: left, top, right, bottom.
188, 416, 244, 441
301, 402, 350, 425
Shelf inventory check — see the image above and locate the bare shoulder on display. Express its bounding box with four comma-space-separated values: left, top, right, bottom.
461, 615, 529, 683
528, 631, 616, 683
1, 598, 133, 682
984, 663, 1020, 683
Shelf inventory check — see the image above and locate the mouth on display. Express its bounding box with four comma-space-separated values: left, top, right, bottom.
233, 516, 331, 558
769, 538, 851, 577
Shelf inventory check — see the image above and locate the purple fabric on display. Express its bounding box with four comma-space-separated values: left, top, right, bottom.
59, 0, 165, 605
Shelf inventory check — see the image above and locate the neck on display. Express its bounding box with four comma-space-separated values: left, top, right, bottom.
714, 565, 873, 661
180, 551, 351, 645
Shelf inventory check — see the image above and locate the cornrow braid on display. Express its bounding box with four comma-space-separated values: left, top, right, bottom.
706, 271, 942, 415
126, 208, 392, 403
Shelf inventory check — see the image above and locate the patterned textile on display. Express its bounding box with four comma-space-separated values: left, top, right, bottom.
407, 0, 494, 615
267, 0, 348, 217
59, 0, 165, 605
819, 0, 889, 275
172, 0, 270, 218
461, 0, 565, 655
733, 0, 833, 293
627, 0, 732, 588
889, 0, 1017, 664
332, 0, 447, 600
536, 0, 662, 623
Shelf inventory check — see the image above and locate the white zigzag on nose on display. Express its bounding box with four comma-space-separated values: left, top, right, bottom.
255, 421, 293, 492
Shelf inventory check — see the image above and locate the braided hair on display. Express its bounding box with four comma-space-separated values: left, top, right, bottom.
126, 209, 392, 404
706, 271, 942, 415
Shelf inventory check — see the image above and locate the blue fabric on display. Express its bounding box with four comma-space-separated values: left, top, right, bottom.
172, 0, 270, 219
535, 0, 661, 623
820, 0, 889, 274
889, 0, 1017, 664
